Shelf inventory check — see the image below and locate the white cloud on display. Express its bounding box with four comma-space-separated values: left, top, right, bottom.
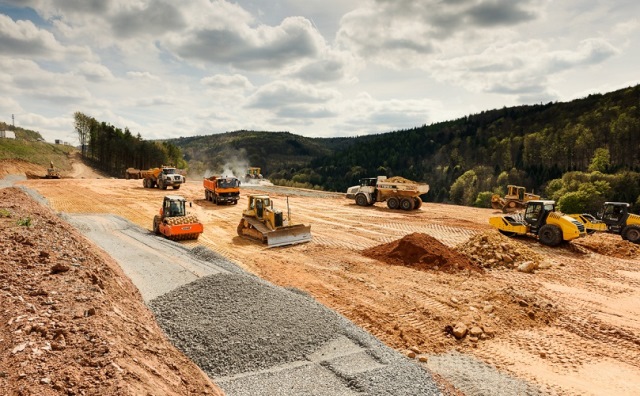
76, 62, 114, 82
0, 13, 65, 58
201, 74, 254, 90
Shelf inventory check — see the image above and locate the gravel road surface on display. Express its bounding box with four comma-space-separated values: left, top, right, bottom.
65, 213, 443, 395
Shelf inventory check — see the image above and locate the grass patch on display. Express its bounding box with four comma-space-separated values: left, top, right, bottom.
17, 217, 32, 227
0, 208, 11, 218
0, 139, 76, 171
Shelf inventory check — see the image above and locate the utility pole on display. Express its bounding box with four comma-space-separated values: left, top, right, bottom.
12, 114, 15, 128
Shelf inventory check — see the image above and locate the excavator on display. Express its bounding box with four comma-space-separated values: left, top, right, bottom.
153, 195, 203, 241
45, 161, 61, 179
237, 194, 312, 247
491, 185, 540, 212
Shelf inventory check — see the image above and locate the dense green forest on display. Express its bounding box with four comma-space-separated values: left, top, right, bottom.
172, 84, 640, 213
73, 112, 185, 176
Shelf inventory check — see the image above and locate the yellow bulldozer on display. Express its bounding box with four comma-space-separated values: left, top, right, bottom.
237, 194, 312, 247
489, 200, 586, 246
491, 185, 540, 213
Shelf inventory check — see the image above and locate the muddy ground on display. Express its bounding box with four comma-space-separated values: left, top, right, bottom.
6, 163, 640, 395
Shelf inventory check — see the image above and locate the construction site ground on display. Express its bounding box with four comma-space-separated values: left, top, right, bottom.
3, 161, 640, 395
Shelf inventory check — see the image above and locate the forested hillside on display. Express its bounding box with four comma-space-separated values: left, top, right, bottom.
173, 84, 639, 212
73, 112, 185, 176
173, 131, 368, 178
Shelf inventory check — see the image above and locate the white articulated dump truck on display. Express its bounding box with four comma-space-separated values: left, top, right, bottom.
346, 176, 429, 211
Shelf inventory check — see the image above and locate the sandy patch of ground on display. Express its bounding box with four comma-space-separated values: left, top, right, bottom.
19, 177, 640, 395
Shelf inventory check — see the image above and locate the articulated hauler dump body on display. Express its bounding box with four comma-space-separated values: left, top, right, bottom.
237, 194, 312, 247
346, 176, 429, 211
203, 176, 240, 205
140, 166, 184, 190
153, 195, 203, 241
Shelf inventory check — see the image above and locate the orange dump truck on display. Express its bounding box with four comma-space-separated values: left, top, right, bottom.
153, 195, 203, 241
203, 175, 241, 205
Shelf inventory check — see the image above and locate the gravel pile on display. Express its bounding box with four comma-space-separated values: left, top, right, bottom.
149, 250, 442, 396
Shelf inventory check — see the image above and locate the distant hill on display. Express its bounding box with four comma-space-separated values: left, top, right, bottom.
172, 130, 371, 178
172, 84, 640, 210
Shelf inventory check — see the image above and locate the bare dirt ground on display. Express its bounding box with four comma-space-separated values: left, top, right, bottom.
14, 169, 640, 396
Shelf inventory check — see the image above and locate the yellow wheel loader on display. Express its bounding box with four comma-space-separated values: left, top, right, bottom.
237, 194, 312, 247
570, 202, 640, 243
491, 185, 540, 213
489, 200, 586, 246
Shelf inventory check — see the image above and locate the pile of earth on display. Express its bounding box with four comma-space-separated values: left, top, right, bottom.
574, 233, 640, 258
363, 232, 483, 273
0, 187, 223, 396
456, 231, 542, 272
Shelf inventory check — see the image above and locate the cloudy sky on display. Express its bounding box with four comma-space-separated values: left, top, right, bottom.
1, 0, 638, 143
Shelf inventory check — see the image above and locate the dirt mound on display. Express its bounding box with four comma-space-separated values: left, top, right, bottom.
0, 187, 223, 395
457, 231, 542, 271
574, 233, 640, 258
363, 233, 482, 273
0, 159, 46, 178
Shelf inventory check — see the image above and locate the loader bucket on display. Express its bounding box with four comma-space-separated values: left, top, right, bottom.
266, 224, 312, 248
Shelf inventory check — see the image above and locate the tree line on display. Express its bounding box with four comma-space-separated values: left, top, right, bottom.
272, 85, 640, 212
73, 112, 185, 176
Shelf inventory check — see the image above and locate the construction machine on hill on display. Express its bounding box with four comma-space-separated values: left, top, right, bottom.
153, 195, 203, 241
45, 161, 61, 179
491, 185, 540, 212
237, 194, 312, 247
570, 202, 640, 243
489, 200, 586, 247
345, 176, 429, 211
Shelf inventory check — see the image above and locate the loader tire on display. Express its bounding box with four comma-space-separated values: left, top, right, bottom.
153, 215, 161, 235
173, 185, 180, 190
413, 197, 422, 209
355, 194, 368, 206
538, 224, 562, 247
387, 197, 399, 210
400, 198, 414, 211
143, 179, 148, 188
623, 225, 640, 244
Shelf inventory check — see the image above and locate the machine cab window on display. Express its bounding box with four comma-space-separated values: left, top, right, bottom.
525, 202, 543, 224
164, 199, 184, 217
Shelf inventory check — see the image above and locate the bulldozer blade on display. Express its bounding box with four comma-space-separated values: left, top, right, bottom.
266, 224, 312, 248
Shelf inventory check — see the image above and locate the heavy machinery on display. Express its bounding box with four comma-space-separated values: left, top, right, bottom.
141, 166, 184, 190
124, 168, 142, 179
489, 200, 586, 246
346, 176, 429, 211
245, 167, 263, 183
153, 195, 203, 241
45, 161, 61, 179
491, 185, 540, 212
203, 175, 240, 205
237, 194, 312, 247
570, 202, 640, 243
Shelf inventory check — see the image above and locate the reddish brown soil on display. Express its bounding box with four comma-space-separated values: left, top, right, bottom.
363, 232, 483, 273
0, 188, 223, 396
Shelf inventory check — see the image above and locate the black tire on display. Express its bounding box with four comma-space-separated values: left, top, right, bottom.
538, 224, 562, 247
413, 197, 422, 209
387, 197, 399, 209
623, 225, 640, 243
143, 179, 148, 188
355, 194, 368, 206
153, 216, 161, 235
173, 185, 180, 190
400, 198, 414, 211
